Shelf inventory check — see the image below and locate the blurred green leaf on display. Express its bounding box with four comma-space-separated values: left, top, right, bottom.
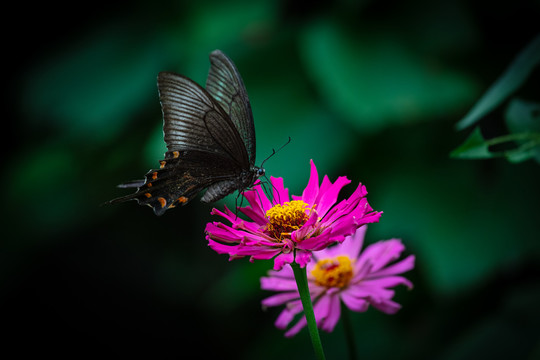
450, 127, 493, 159
505, 98, 540, 163
300, 21, 478, 131
22, 24, 168, 143
505, 98, 540, 133
186, 0, 277, 54
456, 34, 540, 130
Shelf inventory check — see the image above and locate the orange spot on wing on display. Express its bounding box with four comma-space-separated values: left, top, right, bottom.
177, 196, 188, 204
144, 193, 152, 198
159, 161, 166, 169
173, 151, 180, 158
147, 182, 152, 187
152, 172, 158, 180
157, 197, 166, 208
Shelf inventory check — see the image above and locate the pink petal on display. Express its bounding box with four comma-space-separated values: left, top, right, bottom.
313, 293, 331, 323
284, 316, 307, 337
296, 231, 338, 252
266, 265, 295, 279
346, 284, 395, 302
283, 292, 328, 337
271, 176, 290, 205
261, 291, 299, 307
276, 300, 303, 330
352, 258, 374, 282
358, 239, 406, 273
294, 250, 312, 268
209, 206, 238, 224
361, 276, 413, 290
316, 176, 351, 218
317, 175, 333, 199
370, 299, 401, 314
370, 255, 415, 279
260, 276, 298, 291
207, 239, 240, 255
243, 182, 273, 214
274, 252, 294, 271
248, 249, 284, 261
300, 159, 320, 206
340, 291, 369, 312
320, 294, 341, 332
317, 226, 367, 260
292, 210, 319, 242
238, 205, 267, 225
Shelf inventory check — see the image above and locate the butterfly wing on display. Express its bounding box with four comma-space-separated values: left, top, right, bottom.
206, 50, 256, 166
109, 51, 260, 215
109, 71, 252, 215
108, 149, 244, 215
158, 71, 250, 168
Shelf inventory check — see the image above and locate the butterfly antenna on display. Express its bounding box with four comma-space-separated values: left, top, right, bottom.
260, 137, 291, 168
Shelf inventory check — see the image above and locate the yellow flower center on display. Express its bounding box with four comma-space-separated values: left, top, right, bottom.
311, 255, 354, 288
265, 200, 313, 240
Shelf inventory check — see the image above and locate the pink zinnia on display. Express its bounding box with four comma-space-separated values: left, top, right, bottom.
205, 160, 382, 270
260, 226, 415, 337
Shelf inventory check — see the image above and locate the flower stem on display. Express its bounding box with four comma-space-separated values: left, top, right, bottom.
341, 303, 357, 360
291, 261, 326, 360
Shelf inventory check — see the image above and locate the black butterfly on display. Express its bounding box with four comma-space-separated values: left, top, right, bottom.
109, 50, 264, 216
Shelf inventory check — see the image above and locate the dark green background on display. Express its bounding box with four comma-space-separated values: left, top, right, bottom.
4, 1, 540, 358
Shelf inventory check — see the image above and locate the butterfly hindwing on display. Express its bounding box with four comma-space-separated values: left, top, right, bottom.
110, 149, 245, 215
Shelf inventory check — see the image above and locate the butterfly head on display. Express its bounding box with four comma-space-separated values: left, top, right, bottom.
243, 165, 265, 188
255, 166, 265, 177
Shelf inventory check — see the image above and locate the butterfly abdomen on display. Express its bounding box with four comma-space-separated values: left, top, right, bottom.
201, 179, 243, 203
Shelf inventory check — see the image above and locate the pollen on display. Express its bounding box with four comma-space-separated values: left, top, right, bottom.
311, 256, 354, 288
265, 200, 313, 240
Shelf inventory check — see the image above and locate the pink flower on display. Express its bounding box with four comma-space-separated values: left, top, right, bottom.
205, 160, 382, 270
260, 226, 415, 337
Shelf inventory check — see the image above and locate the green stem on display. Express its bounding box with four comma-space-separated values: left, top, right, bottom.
291, 261, 326, 360
341, 303, 357, 360
484, 131, 540, 146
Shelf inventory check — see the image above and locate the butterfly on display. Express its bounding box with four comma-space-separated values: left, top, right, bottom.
108, 50, 264, 216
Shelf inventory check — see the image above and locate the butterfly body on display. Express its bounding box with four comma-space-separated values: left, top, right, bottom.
109, 50, 262, 216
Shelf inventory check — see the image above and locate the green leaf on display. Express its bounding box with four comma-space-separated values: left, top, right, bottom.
456, 34, 540, 130
505, 98, 540, 133
505, 98, 540, 163
451, 126, 540, 162
450, 127, 493, 159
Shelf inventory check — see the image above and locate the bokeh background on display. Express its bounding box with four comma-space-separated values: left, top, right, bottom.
4, 0, 540, 358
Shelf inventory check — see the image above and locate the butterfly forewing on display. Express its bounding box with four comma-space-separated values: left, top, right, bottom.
158, 72, 248, 167
206, 50, 256, 166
